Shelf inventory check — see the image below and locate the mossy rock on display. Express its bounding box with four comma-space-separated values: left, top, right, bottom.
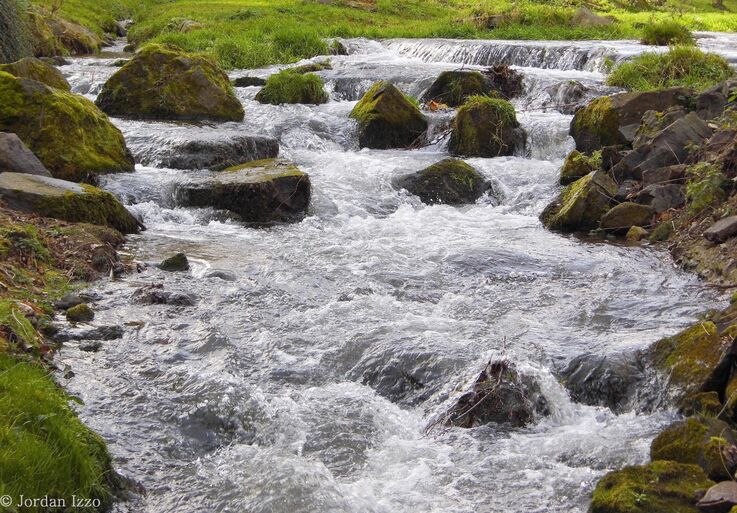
255, 70, 328, 105
625, 226, 648, 241
290, 60, 332, 74
0, 173, 142, 234
0, 57, 69, 90
723, 373, 737, 423
44, 12, 102, 55
394, 158, 492, 205
560, 149, 600, 185
649, 220, 676, 242
590, 460, 714, 513
678, 392, 723, 417
0, 0, 32, 63
159, 253, 189, 272
66, 303, 94, 323
540, 170, 617, 233
651, 416, 737, 481
448, 96, 522, 157
422, 71, 494, 107
600, 202, 654, 234
96, 44, 244, 122
0, 71, 134, 182
350, 81, 428, 149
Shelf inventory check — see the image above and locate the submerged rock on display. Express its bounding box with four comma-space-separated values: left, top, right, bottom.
350, 81, 427, 149
96, 45, 244, 122
0, 133, 51, 177
174, 159, 311, 223
442, 360, 549, 428
546, 80, 588, 115
290, 60, 332, 74
0, 71, 134, 182
159, 253, 189, 272
448, 96, 522, 157
0, 57, 70, 90
540, 170, 617, 232
421, 70, 494, 107
0, 173, 142, 234
394, 158, 492, 205
255, 70, 329, 105
600, 202, 653, 234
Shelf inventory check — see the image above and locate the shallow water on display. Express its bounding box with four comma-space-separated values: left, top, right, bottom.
56, 35, 737, 513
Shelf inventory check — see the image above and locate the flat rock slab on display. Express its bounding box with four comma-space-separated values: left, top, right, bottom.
174, 159, 310, 223
0, 133, 52, 176
704, 216, 737, 243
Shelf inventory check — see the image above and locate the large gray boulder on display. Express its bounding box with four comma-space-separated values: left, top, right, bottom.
636, 184, 686, 213
394, 158, 493, 205
696, 79, 737, 120
0, 133, 51, 177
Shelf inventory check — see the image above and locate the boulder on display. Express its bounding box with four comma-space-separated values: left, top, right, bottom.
0, 133, 51, 177
421, 70, 494, 107
0, 57, 70, 90
651, 416, 737, 481
636, 183, 686, 213
612, 113, 713, 181
0, 72, 134, 182
570, 88, 693, 153
394, 158, 492, 205
159, 253, 189, 272
696, 79, 737, 121
174, 159, 310, 223
559, 149, 599, 185
559, 352, 645, 412
483, 64, 524, 99
642, 164, 687, 186
0, 173, 142, 234
590, 460, 714, 513
600, 202, 653, 233
679, 392, 723, 417
704, 216, 737, 243
448, 96, 523, 157
255, 70, 328, 105
131, 284, 196, 306
626, 226, 648, 241
688, 129, 737, 180
164, 18, 204, 33
697, 481, 737, 513
601, 145, 628, 172
66, 304, 94, 323
540, 170, 617, 232
442, 360, 549, 428
233, 76, 266, 87
632, 107, 688, 149
95, 45, 244, 122
44, 13, 102, 55
350, 81, 428, 149
614, 179, 641, 203
0, 0, 32, 63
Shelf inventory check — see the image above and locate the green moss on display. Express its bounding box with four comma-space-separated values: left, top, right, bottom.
0, 57, 70, 90
541, 170, 617, 232
158, 253, 189, 272
448, 95, 519, 157
570, 96, 623, 151
590, 460, 714, 513
649, 220, 676, 242
679, 392, 723, 417
0, 354, 115, 512
223, 158, 304, 178
0, 71, 134, 182
686, 163, 728, 216
66, 303, 93, 323
0, 223, 51, 263
255, 69, 328, 105
290, 60, 332, 74
422, 71, 493, 107
395, 158, 489, 205
641, 21, 695, 46
560, 149, 601, 185
0, 301, 41, 351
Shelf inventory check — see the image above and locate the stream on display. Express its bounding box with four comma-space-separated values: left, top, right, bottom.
55, 33, 737, 513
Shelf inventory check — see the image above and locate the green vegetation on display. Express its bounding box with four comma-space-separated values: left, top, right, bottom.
255, 70, 328, 105
641, 20, 694, 45
449, 95, 519, 157
607, 47, 735, 92
686, 163, 729, 216
559, 149, 601, 185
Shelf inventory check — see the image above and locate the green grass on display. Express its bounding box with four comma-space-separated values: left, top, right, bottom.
254, 69, 328, 104
0, 354, 115, 512
607, 46, 735, 91
641, 20, 694, 45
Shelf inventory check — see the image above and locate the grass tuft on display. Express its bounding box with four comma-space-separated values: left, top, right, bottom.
641, 20, 694, 45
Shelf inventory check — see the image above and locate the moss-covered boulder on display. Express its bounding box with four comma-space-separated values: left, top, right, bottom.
0, 57, 69, 90
0, 173, 142, 234
0, 0, 32, 63
560, 149, 601, 185
678, 392, 723, 417
66, 303, 94, 323
24, 7, 102, 57
589, 460, 714, 513
159, 253, 189, 272
350, 81, 428, 149
394, 158, 492, 205
422, 71, 494, 107
448, 96, 522, 157
540, 170, 617, 232
600, 202, 654, 234
96, 45, 244, 122
255, 70, 328, 105
0, 71, 134, 182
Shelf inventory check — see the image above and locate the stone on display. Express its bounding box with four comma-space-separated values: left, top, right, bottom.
442, 360, 549, 428
44, 13, 102, 55
626, 226, 649, 241
421, 70, 494, 107
164, 18, 204, 33
350, 81, 427, 149
66, 304, 93, 323
204, 270, 236, 281
394, 158, 493, 205
159, 253, 189, 272
696, 79, 737, 121
255, 70, 328, 105
449, 96, 523, 157
636, 183, 687, 213
0, 173, 142, 234
0, 57, 70, 90
632, 107, 688, 149
642, 164, 688, 186
131, 285, 196, 306
174, 159, 310, 223
697, 481, 737, 513
614, 179, 641, 203
0, 0, 32, 63
0, 71, 134, 182
600, 203, 654, 234
559, 149, 599, 185
704, 216, 737, 243
687, 129, 737, 180
233, 76, 266, 87
328, 39, 348, 56
601, 145, 628, 171
540, 170, 618, 232
679, 392, 723, 417
290, 60, 332, 74
96, 45, 244, 122
0, 133, 51, 177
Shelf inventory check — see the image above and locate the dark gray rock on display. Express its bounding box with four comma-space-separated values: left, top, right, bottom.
545, 80, 588, 115
601, 145, 628, 172
131, 285, 197, 306
636, 183, 686, 213
159, 253, 189, 272
394, 158, 493, 205
233, 76, 266, 87
614, 179, 641, 203
153, 135, 279, 171
204, 270, 237, 281
696, 79, 737, 121
632, 107, 687, 149
0, 132, 52, 176
704, 216, 737, 243
600, 202, 653, 233
642, 164, 687, 186
79, 341, 103, 352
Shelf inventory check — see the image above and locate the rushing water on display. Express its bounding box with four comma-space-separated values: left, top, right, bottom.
55, 36, 737, 513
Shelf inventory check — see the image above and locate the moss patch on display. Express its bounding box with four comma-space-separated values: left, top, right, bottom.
541, 170, 617, 232
641, 21, 694, 46
560, 149, 601, 185
394, 158, 491, 205
0, 57, 69, 90
422, 71, 493, 107
449, 95, 520, 157
66, 303, 94, 323
255, 69, 328, 105
570, 96, 623, 153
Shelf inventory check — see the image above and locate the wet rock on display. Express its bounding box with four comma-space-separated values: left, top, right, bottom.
66, 304, 93, 323
696, 79, 737, 121
290, 60, 332, 74
131, 284, 196, 306
328, 39, 348, 56
0, 173, 143, 234
590, 460, 714, 513
39, 56, 70, 66
679, 392, 723, 417
55, 294, 86, 310
483, 64, 524, 99
421, 70, 494, 107
205, 270, 236, 281
59, 325, 124, 342
614, 179, 640, 203
642, 164, 687, 186
559, 149, 599, 185
651, 416, 737, 482
0, 71, 134, 182
704, 216, 737, 243
96, 45, 244, 122
632, 107, 688, 149
636, 183, 686, 213
255, 69, 329, 105
545, 80, 588, 115
159, 253, 189, 272
449, 96, 523, 157
442, 360, 549, 428
559, 352, 645, 412
394, 158, 492, 205
0, 57, 70, 90
626, 226, 648, 241
233, 76, 266, 87
697, 481, 737, 513
570, 88, 693, 153
79, 340, 102, 352
174, 159, 310, 223
350, 81, 427, 149
540, 170, 617, 232
0, 133, 51, 177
